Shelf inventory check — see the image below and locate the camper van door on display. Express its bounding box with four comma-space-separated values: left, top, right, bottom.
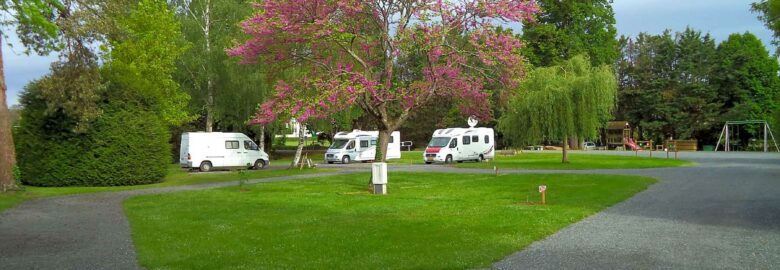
224, 137, 242, 167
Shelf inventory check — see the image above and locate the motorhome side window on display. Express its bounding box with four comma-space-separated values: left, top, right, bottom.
472, 135, 479, 143
463, 136, 471, 145
360, 140, 369, 148
370, 140, 377, 146
347, 141, 355, 150
389, 136, 394, 143
225, 141, 239, 149
244, 140, 258, 150
449, 139, 457, 148
485, 135, 490, 144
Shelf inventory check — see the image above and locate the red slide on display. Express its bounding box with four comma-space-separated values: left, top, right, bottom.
624, 138, 640, 151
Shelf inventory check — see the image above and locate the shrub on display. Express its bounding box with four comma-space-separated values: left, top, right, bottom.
14, 83, 170, 187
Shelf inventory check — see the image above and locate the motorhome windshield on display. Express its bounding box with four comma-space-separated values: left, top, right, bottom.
330, 139, 350, 149
428, 137, 451, 147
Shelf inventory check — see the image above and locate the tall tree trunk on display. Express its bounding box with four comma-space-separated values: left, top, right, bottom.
0, 35, 18, 191
258, 125, 265, 152
203, 0, 214, 132
568, 136, 579, 150
561, 136, 570, 163
290, 122, 305, 168
375, 127, 391, 162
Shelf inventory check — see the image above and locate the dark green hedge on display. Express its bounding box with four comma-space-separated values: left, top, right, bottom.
14, 90, 170, 187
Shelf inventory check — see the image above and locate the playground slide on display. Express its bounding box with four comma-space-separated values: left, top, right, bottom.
624, 138, 640, 151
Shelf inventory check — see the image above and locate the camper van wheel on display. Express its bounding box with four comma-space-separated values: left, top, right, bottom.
341, 156, 351, 164
478, 154, 484, 162
199, 161, 212, 172
425, 162, 432, 164
328, 161, 334, 164
253, 159, 266, 170
445, 155, 453, 164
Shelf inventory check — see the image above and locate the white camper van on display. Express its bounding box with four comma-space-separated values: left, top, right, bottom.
180, 132, 270, 172
423, 127, 495, 164
325, 130, 401, 164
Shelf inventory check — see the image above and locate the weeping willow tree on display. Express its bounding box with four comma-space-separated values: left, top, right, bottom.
499, 55, 617, 163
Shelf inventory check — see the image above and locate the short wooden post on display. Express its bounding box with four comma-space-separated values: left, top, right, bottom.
538, 185, 547, 205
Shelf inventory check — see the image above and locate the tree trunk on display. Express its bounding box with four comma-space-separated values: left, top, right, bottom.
375, 127, 391, 162
290, 122, 305, 168
568, 136, 579, 150
0, 35, 18, 191
258, 125, 265, 152
203, 0, 214, 132
561, 136, 570, 163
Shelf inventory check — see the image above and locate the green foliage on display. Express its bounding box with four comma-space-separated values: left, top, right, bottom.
616, 28, 722, 142
104, 0, 192, 126
712, 33, 780, 129
15, 81, 170, 186
499, 55, 617, 146
752, 0, 780, 54
173, 0, 273, 132
521, 0, 618, 67
1, 0, 63, 54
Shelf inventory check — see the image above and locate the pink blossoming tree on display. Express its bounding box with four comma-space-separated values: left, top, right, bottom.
229, 0, 539, 161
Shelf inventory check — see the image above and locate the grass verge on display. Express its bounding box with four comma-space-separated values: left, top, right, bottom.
125, 172, 655, 269
455, 152, 692, 170
0, 165, 328, 213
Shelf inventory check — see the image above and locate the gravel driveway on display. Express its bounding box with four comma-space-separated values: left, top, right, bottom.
490, 152, 780, 269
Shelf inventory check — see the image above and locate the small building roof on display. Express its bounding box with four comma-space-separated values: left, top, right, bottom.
606, 121, 630, 130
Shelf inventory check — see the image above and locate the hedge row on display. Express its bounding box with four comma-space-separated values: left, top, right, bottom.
14, 91, 170, 186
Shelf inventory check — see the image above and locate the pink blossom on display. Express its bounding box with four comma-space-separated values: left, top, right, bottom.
232, 0, 538, 125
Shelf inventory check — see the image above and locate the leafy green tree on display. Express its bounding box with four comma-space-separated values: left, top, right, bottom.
172, 0, 273, 133
0, 0, 62, 191
521, 0, 618, 67
499, 55, 617, 163
712, 32, 780, 135
103, 0, 191, 126
752, 0, 780, 53
670, 29, 720, 141
15, 0, 190, 186
752, 0, 780, 134
616, 29, 722, 144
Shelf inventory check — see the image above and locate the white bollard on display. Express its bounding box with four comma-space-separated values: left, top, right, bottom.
372, 162, 387, 195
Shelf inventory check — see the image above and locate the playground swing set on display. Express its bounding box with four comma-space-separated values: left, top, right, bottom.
714, 120, 779, 152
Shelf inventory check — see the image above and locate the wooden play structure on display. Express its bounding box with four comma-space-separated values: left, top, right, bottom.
604, 121, 632, 150
715, 120, 779, 152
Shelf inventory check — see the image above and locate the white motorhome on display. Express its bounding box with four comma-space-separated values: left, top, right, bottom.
325, 130, 401, 164
180, 132, 270, 172
423, 127, 495, 164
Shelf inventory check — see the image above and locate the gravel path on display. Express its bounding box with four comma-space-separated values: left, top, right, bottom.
1, 151, 778, 269
489, 152, 780, 269
0, 171, 350, 270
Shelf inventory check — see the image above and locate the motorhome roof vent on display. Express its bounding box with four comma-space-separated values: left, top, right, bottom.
445, 129, 453, 134
336, 132, 348, 136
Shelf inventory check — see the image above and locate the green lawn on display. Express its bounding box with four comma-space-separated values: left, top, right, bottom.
386, 150, 424, 164
125, 172, 655, 269
0, 165, 327, 213
387, 151, 691, 170
455, 152, 693, 170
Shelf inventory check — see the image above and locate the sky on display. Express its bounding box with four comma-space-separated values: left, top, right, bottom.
1, 0, 775, 107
